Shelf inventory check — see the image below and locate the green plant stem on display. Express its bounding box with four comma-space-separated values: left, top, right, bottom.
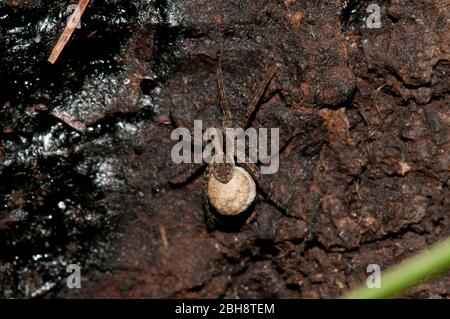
343, 236, 450, 299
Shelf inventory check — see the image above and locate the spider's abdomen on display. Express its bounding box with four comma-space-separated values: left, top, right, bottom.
208, 166, 256, 215
212, 162, 235, 183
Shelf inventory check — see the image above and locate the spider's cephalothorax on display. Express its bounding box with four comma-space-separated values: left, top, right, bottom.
170, 52, 282, 229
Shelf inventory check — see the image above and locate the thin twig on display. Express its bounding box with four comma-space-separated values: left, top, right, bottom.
48, 0, 91, 64
370, 83, 386, 99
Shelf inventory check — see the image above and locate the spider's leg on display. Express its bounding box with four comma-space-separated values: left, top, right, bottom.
240, 160, 273, 199
278, 128, 304, 156
217, 51, 232, 128
168, 94, 192, 132
238, 65, 278, 129
240, 159, 288, 214
168, 94, 205, 144
169, 162, 206, 185
202, 166, 220, 230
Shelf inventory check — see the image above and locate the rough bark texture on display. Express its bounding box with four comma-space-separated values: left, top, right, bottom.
0, 0, 448, 298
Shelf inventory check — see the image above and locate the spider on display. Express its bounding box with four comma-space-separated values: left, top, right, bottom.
169, 52, 286, 229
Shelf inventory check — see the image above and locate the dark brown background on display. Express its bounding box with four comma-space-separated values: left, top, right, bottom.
0, 0, 448, 298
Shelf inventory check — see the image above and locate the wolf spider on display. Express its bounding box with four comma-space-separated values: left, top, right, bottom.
169, 53, 286, 229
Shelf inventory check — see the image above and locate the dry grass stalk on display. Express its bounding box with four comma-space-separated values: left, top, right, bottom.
48, 0, 91, 64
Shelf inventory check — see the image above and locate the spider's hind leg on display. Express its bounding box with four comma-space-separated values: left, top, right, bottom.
240, 160, 288, 214
202, 166, 220, 230
240, 161, 273, 200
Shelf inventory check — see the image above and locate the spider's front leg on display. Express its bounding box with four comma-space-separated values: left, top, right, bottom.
238, 65, 278, 129
216, 51, 232, 129
168, 94, 205, 143
167, 93, 210, 185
